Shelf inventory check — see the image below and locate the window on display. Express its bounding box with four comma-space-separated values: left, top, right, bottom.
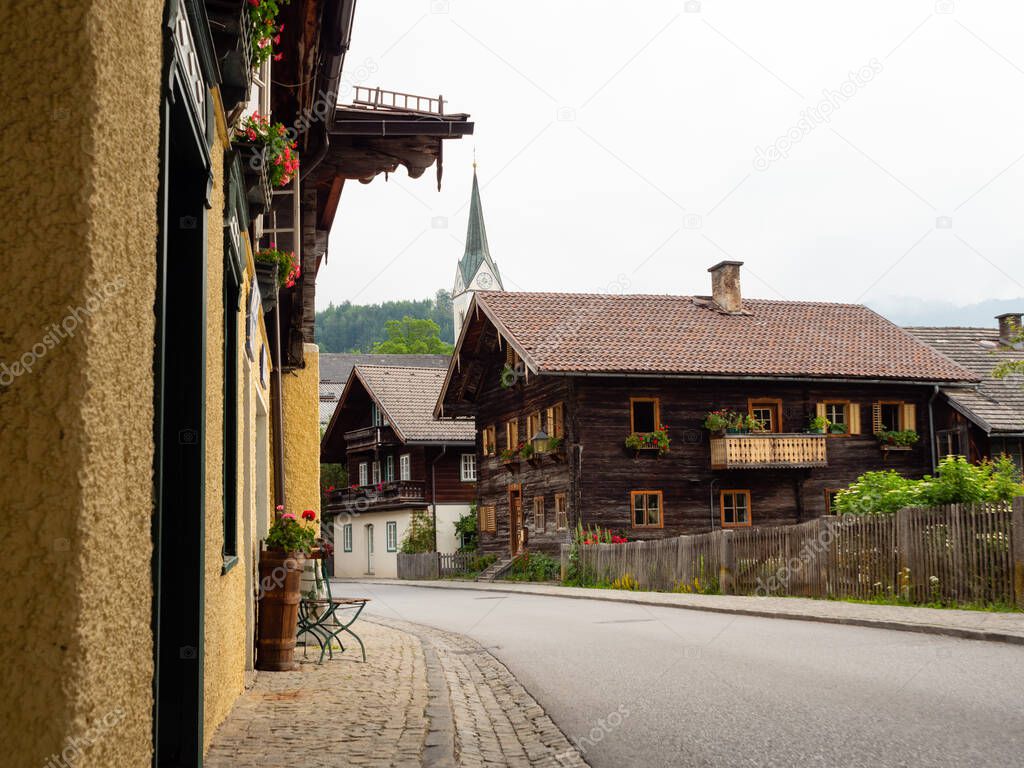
630, 398, 659, 434
372, 460, 381, 485
748, 399, 782, 433
631, 490, 663, 528
386, 521, 398, 552
479, 505, 497, 533
824, 489, 839, 514
872, 401, 915, 433
384, 455, 395, 482
546, 402, 564, 439
371, 402, 388, 426
554, 493, 568, 531
505, 418, 519, 451
399, 453, 411, 481
533, 496, 546, 532
222, 260, 240, 566
358, 462, 368, 486
527, 411, 543, 451
482, 425, 497, 457
343, 523, 353, 552
721, 490, 751, 527
461, 453, 477, 482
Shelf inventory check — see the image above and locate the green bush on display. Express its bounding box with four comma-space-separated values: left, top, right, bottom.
835, 455, 1024, 516
399, 510, 435, 554
504, 552, 560, 582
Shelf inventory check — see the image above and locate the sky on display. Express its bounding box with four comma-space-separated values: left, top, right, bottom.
315, 0, 1024, 327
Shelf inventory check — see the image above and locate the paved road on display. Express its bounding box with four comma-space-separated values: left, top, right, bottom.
342, 582, 1024, 768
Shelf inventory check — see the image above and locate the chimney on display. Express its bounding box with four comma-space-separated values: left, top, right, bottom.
708, 260, 743, 313
996, 312, 1022, 346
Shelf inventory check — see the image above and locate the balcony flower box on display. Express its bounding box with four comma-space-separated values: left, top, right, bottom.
207, 2, 254, 118
235, 141, 272, 216
625, 426, 671, 458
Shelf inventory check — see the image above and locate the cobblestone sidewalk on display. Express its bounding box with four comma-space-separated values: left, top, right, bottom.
205, 619, 586, 768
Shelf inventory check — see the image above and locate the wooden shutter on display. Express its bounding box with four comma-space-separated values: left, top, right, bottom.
480, 506, 496, 533
848, 403, 861, 435
902, 403, 917, 431
871, 402, 882, 434
815, 402, 827, 420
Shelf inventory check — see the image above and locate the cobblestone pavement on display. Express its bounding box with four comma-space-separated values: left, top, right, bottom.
204, 618, 587, 767
347, 578, 1024, 645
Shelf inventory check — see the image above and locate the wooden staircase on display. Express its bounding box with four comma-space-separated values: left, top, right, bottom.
475, 555, 519, 582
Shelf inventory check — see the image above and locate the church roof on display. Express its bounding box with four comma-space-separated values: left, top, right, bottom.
457, 169, 502, 288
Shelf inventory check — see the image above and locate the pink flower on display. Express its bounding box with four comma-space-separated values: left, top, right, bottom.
274, 52, 284, 62
281, 512, 296, 521
248, 0, 259, 6
275, 504, 284, 511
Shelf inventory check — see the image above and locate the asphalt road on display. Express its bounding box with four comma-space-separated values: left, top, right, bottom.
341, 582, 1024, 768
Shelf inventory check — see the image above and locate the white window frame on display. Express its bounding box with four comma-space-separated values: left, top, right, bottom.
358, 462, 368, 486
460, 453, 477, 482
372, 460, 381, 485
343, 523, 353, 552
371, 402, 388, 427
386, 521, 398, 552
399, 453, 411, 481
385, 455, 395, 482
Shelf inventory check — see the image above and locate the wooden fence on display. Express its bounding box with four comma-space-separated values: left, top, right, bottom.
397, 552, 480, 579
563, 500, 1024, 607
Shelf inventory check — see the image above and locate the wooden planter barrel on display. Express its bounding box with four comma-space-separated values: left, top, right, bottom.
256, 550, 305, 671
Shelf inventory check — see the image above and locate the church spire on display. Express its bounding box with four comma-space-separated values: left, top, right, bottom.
453, 165, 503, 338
457, 168, 501, 289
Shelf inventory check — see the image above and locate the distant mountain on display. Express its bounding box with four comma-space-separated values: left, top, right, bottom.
868, 297, 1024, 328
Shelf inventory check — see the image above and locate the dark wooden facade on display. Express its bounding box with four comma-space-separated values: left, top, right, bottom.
472, 368, 936, 556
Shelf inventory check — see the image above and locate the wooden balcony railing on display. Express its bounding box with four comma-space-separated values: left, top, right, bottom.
343, 425, 398, 451
352, 86, 445, 115
710, 433, 827, 470
326, 480, 427, 512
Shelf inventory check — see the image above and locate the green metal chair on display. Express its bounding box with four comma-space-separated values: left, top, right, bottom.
297, 556, 369, 663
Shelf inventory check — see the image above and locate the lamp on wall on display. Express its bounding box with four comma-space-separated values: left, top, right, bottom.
531, 429, 548, 455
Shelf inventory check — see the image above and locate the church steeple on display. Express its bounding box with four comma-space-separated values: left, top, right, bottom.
453, 166, 503, 337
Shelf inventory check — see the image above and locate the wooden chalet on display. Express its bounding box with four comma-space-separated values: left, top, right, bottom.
907, 314, 1024, 467
321, 365, 476, 576
435, 261, 979, 557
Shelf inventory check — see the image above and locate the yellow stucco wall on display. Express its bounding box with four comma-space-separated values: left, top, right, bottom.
281, 344, 322, 525
0, 1, 162, 766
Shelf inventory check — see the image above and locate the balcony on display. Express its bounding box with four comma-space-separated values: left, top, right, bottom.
710, 433, 827, 470
344, 425, 399, 452
326, 481, 427, 513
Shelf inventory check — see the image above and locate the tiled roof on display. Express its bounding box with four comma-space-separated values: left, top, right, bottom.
319, 353, 450, 428
355, 366, 475, 443
905, 327, 1024, 434
473, 292, 978, 382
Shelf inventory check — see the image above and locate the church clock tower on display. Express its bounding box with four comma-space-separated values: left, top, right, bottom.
453, 166, 503, 338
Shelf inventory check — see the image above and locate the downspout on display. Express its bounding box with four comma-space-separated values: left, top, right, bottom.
709, 478, 719, 530
270, 304, 286, 512
928, 385, 939, 471
431, 445, 447, 552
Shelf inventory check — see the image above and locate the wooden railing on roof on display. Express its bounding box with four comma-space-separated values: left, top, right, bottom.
352, 86, 445, 115
710, 433, 827, 469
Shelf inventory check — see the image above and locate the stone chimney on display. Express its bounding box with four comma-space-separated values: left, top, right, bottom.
996, 312, 1022, 346
708, 260, 743, 313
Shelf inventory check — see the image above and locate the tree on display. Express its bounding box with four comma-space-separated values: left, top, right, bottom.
372, 316, 453, 355
993, 321, 1024, 379
314, 290, 455, 353
399, 510, 436, 553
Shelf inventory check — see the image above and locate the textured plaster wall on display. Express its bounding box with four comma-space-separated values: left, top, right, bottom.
0, 1, 162, 766
282, 344, 322, 523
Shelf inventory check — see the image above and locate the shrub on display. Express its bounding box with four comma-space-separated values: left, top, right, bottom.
504, 552, 560, 582
399, 510, 435, 554
455, 505, 478, 552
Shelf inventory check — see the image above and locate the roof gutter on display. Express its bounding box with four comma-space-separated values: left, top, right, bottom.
550, 370, 978, 387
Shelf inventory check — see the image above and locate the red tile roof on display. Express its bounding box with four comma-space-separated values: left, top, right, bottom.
472, 292, 978, 382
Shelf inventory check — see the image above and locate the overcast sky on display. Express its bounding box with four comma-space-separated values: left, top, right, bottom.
315, 0, 1024, 326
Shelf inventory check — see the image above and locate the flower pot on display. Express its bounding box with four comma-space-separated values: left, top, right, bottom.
207, 3, 253, 116
726, 428, 742, 434
256, 549, 305, 671
254, 262, 279, 312
235, 141, 272, 216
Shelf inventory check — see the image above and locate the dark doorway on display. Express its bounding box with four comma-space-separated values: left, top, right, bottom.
152, 81, 208, 766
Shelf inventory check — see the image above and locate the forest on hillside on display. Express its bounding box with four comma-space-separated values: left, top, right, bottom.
315, 289, 454, 352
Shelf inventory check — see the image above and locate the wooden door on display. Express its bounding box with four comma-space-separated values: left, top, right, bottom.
508, 484, 523, 556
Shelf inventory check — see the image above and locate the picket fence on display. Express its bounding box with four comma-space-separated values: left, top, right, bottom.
397, 552, 480, 580
562, 500, 1024, 607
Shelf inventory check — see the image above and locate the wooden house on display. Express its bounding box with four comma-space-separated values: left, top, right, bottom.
321, 365, 476, 576
907, 315, 1024, 467
435, 261, 979, 558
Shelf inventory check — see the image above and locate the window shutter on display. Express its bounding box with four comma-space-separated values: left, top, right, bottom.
872, 402, 882, 434
902, 403, 917, 431
848, 403, 861, 434
816, 402, 827, 420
